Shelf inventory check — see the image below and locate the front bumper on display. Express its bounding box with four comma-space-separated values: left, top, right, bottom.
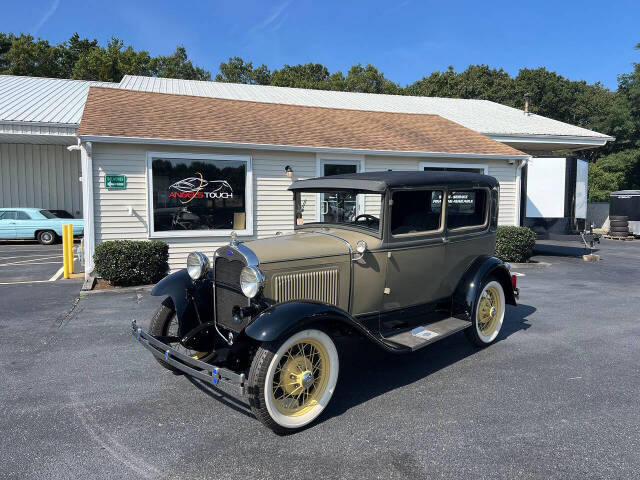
131, 320, 246, 396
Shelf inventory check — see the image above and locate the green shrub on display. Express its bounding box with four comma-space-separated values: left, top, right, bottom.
494, 226, 536, 263
94, 240, 169, 287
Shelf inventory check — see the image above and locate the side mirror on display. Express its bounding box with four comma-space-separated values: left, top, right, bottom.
353, 240, 367, 261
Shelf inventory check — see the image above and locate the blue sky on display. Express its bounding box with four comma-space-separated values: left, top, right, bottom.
2, 0, 638, 89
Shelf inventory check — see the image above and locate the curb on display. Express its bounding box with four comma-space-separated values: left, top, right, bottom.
80, 283, 154, 296
510, 261, 552, 269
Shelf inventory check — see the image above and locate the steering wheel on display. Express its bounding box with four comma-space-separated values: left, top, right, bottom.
354, 214, 378, 225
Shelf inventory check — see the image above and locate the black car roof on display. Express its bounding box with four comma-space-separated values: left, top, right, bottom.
289, 170, 498, 193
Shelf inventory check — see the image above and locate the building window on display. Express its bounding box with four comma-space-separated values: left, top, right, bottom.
147, 153, 252, 237
390, 190, 443, 236
447, 189, 488, 230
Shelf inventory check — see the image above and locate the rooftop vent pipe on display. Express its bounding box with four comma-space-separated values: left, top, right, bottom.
524, 93, 532, 115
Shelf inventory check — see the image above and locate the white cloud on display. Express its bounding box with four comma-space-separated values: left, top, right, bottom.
32, 0, 61, 35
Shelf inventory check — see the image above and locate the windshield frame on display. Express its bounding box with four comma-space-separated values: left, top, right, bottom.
292, 189, 385, 238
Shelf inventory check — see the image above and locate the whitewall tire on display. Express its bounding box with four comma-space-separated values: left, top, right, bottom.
465, 279, 505, 347
247, 328, 339, 434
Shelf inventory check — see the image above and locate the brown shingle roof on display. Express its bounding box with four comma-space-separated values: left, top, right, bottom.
79, 87, 526, 157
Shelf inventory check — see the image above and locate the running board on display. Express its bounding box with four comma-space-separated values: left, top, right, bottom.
383, 317, 472, 351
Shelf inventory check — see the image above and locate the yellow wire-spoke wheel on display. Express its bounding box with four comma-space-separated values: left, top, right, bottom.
477, 285, 502, 336
271, 339, 330, 417
248, 328, 340, 433
470, 279, 505, 346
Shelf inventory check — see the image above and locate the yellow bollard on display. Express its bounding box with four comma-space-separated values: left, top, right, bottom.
62, 224, 70, 279
66, 224, 74, 274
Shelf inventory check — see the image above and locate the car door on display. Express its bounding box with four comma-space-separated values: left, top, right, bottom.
14, 210, 36, 239
0, 211, 17, 239
442, 188, 494, 296
380, 189, 448, 333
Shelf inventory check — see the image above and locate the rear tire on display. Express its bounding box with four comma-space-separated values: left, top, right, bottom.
37, 230, 57, 245
247, 328, 339, 434
465, 278, 505, 347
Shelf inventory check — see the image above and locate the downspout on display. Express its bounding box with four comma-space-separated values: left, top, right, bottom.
80, 141, 95, 280
514, 156, 530, 226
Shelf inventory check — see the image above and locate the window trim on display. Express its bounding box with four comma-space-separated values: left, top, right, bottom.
315, 155, 365, 222
419, 161, 489, 175
445, 187, 490, 233
146, 152, 253, 238
387, 187, 446, 240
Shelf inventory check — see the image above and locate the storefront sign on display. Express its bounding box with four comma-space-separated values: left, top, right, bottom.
169, 173, 233, 204
105, 174, 127, 190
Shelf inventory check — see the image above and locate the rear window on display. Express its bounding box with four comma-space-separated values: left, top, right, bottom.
39, 210, 56, 219
391, 190, 443, 236
447, 190, 488, 230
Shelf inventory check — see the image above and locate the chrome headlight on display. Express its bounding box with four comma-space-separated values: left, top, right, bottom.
186, 252, 210, 280
240, 266, 264, 298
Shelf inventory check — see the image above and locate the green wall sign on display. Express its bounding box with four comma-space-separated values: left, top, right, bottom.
105, 174, 127, 190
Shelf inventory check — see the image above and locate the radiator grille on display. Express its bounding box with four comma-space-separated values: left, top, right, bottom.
272, 268, 339, 305
214, 256, 249, 333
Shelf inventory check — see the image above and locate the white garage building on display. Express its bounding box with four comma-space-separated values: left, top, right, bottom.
0, 75, 116, 216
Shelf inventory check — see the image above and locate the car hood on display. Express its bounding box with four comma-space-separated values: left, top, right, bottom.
243, 230, 352, 264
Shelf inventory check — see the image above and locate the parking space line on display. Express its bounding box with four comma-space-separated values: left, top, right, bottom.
49, 267, 64, 282
0, 253, 63, 261
0, 256, 63, 267
0, 280, 57, 285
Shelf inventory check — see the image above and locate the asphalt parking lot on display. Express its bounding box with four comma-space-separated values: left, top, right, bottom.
0, 241, 66, 283
1, 239, 639, 479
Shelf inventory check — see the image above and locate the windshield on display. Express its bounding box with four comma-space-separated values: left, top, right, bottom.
39, 210, 57, 219
293, 190, 382, 232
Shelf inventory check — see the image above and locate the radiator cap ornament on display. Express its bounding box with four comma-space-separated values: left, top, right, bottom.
229, 231, 238, 247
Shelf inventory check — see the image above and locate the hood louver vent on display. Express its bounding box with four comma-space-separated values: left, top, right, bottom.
272, 267, 339, 305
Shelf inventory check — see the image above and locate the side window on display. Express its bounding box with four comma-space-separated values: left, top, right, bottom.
0, 211, 17, 220
16, 211, 31, 220
447, 190, 488, 230
391, 190, 443, 236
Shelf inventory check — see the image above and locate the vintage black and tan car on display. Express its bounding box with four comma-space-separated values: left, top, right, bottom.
132, 171, 519, 434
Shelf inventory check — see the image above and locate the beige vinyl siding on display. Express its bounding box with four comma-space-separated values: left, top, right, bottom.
487, 164, 517, 226
0, 143, 83, 216
92, 143, 316, 271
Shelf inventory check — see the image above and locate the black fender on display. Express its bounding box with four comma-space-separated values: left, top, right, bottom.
452, 255, 516, 321
245, 300, 382, 345
151, 269, 213, 333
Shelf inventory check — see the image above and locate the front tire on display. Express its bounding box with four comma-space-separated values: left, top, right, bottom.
465, 278, 505, 347
148, 298, 215, 372
247, 328, 339, 434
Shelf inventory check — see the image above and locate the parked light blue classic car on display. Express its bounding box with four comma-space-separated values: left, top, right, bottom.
0, 208, 83, 244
